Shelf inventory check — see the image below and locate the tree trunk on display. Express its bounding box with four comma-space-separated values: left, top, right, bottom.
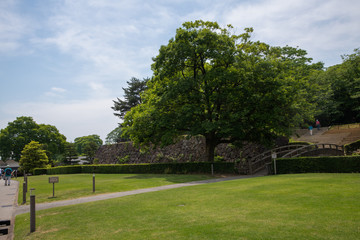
205, 135, 216, 162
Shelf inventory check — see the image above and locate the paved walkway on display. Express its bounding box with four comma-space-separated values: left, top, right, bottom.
0, 179, 18, 240
0, 174, 265, 239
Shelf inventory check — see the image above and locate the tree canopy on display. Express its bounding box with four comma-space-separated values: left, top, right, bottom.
112, 77, 149, 119
62, 142, 78, 165
314, 48, 360, 125
74, 134, 103, 155
0, 116, 66, 161
122, 20, 320, 162
105, 126, 129, 144
19, 141, 49, 173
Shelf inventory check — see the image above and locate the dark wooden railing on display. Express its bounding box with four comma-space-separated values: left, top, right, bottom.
248, 144, 344, 174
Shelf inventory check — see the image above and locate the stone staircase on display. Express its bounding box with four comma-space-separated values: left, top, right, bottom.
249, 124, 360, 175
292, 125, 360, 146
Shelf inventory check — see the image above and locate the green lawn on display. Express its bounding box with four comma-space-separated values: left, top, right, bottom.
17, 173, 214, 204
15, 173, 360, 240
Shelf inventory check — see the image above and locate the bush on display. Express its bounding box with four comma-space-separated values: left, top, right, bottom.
33, 162, 237, 175
33, 168, 47, 175
46, 166, 82, 175
288, 141, 312, 145
344, 140, 360, 155
273, 156, 360, 174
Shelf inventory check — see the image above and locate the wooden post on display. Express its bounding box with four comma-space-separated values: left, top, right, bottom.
22, 182, 26, 205
93, 174, 95, 193
30, 188, 36, 233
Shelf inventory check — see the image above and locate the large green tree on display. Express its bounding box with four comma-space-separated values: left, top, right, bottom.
122, 21, 318, 162
19, 141, 49, 173
0, 116, 66, 161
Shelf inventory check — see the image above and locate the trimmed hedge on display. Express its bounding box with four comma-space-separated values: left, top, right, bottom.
33, 162, 236, 175
273, 155, 360, 174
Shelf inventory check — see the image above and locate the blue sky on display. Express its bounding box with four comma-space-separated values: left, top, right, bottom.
1, 0, 359, 142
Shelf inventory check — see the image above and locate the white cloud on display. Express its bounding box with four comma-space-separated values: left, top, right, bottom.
34, 0, 169, 99
0, 98, 120, 142
45, 87, 68, 98
224, 0, 360, 65
0, 0, 33, 53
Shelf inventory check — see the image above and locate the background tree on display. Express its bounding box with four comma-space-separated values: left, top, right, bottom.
19, 141, 49, 173
83, 142, 98, 164
105, 126, 129, 144
112, 77, 149, 119
315, 48, 360, 125
0, 116, 66, 161
62, 142, 78, 165
123, 21, 318, 162
74, 134, 103, 155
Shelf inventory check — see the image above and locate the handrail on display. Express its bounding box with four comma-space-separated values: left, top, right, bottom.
281, 143, 344, 158
250, 144, 308, 163
248, 144, 308, 174
247, 143, 344, 174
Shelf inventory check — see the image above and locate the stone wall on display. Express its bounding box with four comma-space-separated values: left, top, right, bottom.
95, 136, 266, 173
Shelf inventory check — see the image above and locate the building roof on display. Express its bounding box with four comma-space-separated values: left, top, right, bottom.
0, 160, 20, 168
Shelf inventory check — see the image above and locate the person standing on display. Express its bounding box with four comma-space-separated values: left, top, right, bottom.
4, 165, 13, 186
316, 119, 321, 130
0, 168, 2, 180
309, 125, 313, 135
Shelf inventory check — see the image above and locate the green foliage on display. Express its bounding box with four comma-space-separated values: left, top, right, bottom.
83, 141, 98, 163
273, 156, 360, 174
0, 116, 66, 161
43, 165, 82, 175
19, 141, 49, 174
32, 168, 47, 175
214, 156, 225, 162
62, 142, 78, 165
112, 77, 149, 119
105, 126, 129, 144
315, 48, 360, 125
288, 141, 312, 145
123, 20, 320, 162
117, 155, 130, 164
33, 162, 236, 175
344, 140, 360, 155
74, 134, 103, 155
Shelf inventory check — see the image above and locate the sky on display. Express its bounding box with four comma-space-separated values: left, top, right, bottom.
0, 0, 359, 142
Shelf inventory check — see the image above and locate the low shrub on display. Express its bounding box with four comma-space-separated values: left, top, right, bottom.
33, 168, 47, 175
288, 141, 312, 145
33, 162, 237, 175
273, 155, 360, 174
46, 166, 82, 175
344, 140, 360, 155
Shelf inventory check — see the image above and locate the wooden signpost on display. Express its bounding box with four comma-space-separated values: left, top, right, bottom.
49, 177, 59, 197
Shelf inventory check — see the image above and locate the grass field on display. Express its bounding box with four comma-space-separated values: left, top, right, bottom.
17, 174, 214, 204
14, 173, 360, 240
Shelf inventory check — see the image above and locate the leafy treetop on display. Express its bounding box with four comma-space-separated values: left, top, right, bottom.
0, 116, 66, 161
122, 20, 322, 162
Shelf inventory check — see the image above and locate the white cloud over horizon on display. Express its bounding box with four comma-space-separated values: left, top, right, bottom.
1, 0, 359, 142
0, 98, 119, 142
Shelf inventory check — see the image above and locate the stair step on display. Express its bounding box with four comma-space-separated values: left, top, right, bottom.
0, 227, 8, 235
0, 220, 10, 227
